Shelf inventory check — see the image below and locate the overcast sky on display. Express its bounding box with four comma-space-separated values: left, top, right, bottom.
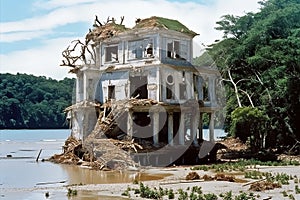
0, 0, 261, 80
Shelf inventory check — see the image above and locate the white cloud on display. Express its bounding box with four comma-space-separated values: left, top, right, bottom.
33, 0, 99, 10
0, 30, 50, 42
0, 0, 260, 79
0, 37, 79, 80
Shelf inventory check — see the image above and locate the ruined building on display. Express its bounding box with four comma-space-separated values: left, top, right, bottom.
62, 16, 222, 167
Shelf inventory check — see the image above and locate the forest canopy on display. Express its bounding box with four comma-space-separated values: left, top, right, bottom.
194, 0, 300, 150
0, 73, 75, 129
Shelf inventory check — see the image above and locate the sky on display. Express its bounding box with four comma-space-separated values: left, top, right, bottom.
0, 0, 261, 80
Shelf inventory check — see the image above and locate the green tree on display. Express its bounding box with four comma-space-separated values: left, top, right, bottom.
206, 0, 300, 149
230, 107, 268, 151
0, 73, 75, 129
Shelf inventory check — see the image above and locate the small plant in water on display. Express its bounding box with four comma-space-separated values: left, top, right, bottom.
289, 194, 295, 200
133, 179, 139, 184
203, 193, 218, 200
295, 185, 300, 194
219, 191, 233, 200
168, 188, 175, 199
282, 190, 288, 197
67, 188, 77, 197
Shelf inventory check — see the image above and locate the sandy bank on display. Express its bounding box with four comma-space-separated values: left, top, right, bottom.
63, 165, 300, 200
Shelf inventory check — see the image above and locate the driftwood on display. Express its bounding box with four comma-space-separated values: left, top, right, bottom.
112, 139, 143, 153
36, 149, 42, 162
36, 180, 67, 185
61, 15, 126, 70
243, 178, 266, 187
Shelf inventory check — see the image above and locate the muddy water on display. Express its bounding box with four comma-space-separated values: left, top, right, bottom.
60, 164, 171, 185
0, 130, 171, 200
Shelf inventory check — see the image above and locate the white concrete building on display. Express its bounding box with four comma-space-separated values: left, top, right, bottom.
64, 16, 221, 165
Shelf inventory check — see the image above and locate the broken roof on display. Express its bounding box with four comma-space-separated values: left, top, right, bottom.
133, 16, 198, 37
86, 22, 128, 43
86, 16, 198, 42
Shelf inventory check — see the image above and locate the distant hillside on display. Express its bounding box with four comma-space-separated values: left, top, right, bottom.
0, 73, 75, 129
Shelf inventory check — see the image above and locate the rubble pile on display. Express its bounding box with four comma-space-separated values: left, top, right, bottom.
219, 137, 248, 152
186, 172, 238, 182
49, 136, 139, 170
86, 20, 127, 43
217, 137, 249, 160
50, 99, 168, 170
84, 138, 139, 170
48, 136, 94, 165
90, 99, 160, 139
249, 181, 281, 191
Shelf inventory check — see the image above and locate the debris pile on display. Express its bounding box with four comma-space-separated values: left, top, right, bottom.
185, 172, 200, 180
219, 137, 248, 152
86, 20, 127, 43
48, 136, 139, 170
201, 173, 236, 182
84, 138, 139, 170
249, 181, 281, 191
217, 137, 249, 160
90, 98, 160, 139
48, 136, 94, 165
185, 172, 236, 182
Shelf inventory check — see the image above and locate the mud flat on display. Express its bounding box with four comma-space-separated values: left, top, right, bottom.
1, 164, 299, 199
62, 165, 300, 200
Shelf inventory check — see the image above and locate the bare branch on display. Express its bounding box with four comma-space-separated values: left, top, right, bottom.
120, 16, 124, 25
239, 89, 254, 107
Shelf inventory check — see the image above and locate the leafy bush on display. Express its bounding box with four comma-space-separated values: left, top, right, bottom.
230, 107, 268, 151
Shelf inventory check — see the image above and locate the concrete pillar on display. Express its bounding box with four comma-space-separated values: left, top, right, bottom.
179, 112, 185, 145
168, 112, 174, 146
208, 76, 216, 105
127, 111, 133, 139
76, 74, 83, 102
156, 68, 160, 102
209, 112, 215, 142
191, 110, 200, 147
198, 113, 203, 140
153, 112, 159, 146
198, 77, 203, 101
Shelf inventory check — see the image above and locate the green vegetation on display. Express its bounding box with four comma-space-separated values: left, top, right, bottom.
67, 188, 77, 197
0, 73, 74, 129
191, 159, 300, 172
230, 107, 268, 150
194, 0, 300, 152
123, 182, 269, 200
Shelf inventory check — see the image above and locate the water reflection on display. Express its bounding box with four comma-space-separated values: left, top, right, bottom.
60, 164, 171, 185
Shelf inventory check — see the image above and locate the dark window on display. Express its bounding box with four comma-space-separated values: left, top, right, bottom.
166, 86, 173, 99
167, 40, 180, 58
130, 76, 148, 99
105, 46, 118, 62
108, 85, 115, 100
179, 83, 186, 99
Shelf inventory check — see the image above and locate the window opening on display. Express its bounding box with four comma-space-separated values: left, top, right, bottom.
108, 85, 115, 100
179, 83, 186, 99
145, 43, 153, 57
203, 84, 209, 101
128, 39, 153, 60
166, 74, 174, 85
105, 46, 118, 62
166, 74, 174, 100
167, 40, 180, 59
166, 86, 173, 99
130, 76, 148, 99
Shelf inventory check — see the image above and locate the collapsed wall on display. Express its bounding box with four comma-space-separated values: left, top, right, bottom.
49, 99, 161, 170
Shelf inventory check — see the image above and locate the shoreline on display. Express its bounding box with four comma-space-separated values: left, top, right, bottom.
67, 165, 300, 199
4, 164, 296, 200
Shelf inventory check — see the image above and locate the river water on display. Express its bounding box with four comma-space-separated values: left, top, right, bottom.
0, 129, 135, 199
0, 129, 226, 199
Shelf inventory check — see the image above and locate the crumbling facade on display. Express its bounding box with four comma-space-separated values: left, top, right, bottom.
63, 16, 222, 166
